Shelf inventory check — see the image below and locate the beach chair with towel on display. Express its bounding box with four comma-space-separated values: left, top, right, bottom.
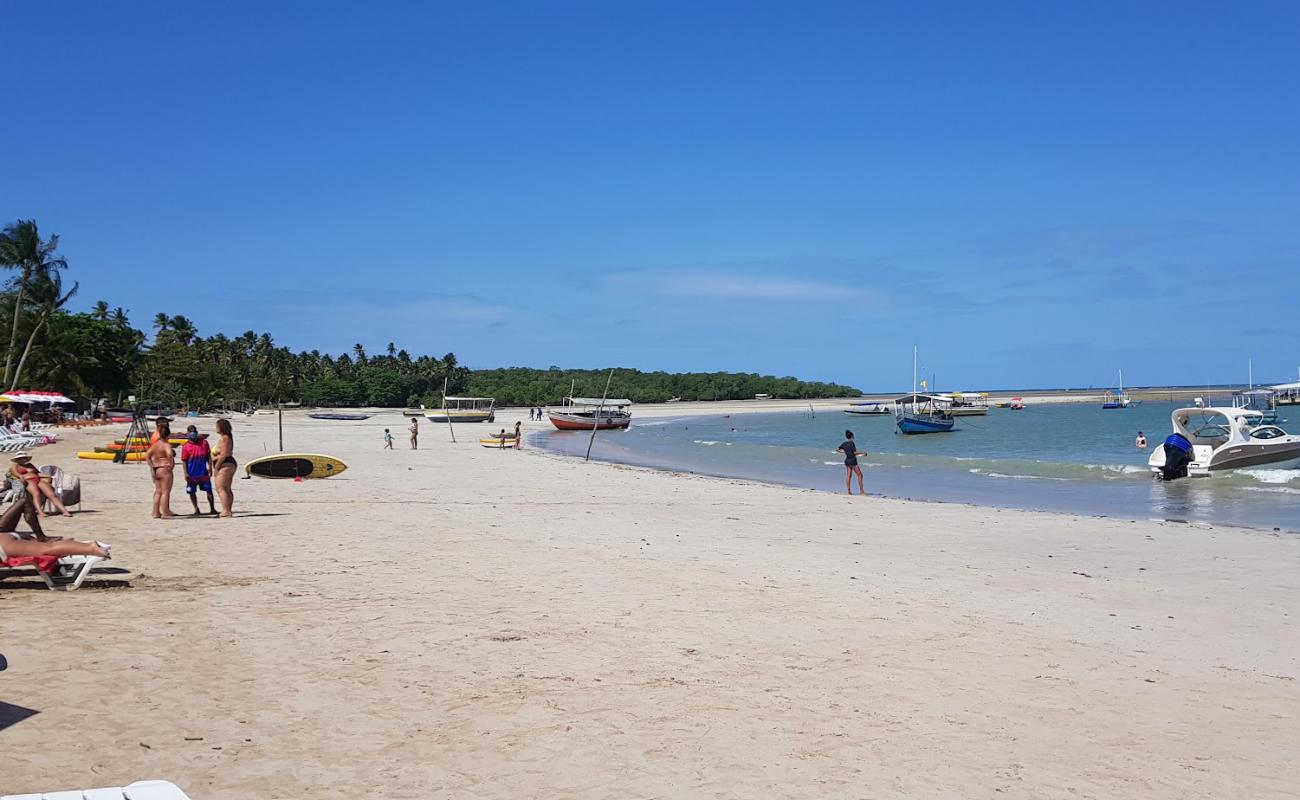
2, 779, 192, 799
38, 465, 81, 511
0, 554, 106, 591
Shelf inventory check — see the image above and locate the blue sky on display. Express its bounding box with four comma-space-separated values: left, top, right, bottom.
4, 1, 1299, 390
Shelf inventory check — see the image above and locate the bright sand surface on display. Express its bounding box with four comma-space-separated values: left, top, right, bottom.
3, 409, 1298, 798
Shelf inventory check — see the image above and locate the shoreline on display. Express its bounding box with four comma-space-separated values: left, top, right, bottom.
526, 429, 1295, 536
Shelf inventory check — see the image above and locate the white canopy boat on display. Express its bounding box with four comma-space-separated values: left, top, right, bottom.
1148, 406, 1300, 480
548, 397, 632, 430
423, 396, 496, 423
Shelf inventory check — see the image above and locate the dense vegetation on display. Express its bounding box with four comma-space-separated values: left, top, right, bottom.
468, 367, 859, 406
1, 219, 860, 409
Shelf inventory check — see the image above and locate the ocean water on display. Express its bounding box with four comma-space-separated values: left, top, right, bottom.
534, 402, 1300, 532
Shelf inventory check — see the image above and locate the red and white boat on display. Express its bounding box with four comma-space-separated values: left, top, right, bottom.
547, 397, 632, 431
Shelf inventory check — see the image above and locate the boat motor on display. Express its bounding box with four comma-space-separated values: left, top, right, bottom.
1156, 433, 1194, 481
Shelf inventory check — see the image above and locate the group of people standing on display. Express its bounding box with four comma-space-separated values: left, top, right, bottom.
146, 417, 236, 518
527, 407, 545, 421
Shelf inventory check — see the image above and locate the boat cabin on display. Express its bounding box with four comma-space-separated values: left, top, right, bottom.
443, 396, 496, 412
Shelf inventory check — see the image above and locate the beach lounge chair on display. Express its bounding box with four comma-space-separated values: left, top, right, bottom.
39, 465, 81, 511
0, 554, 105, 591
2, 779, 192, 799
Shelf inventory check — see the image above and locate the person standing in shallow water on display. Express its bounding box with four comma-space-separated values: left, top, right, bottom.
1136, 431, 1147, 449
838, 429, 867, 495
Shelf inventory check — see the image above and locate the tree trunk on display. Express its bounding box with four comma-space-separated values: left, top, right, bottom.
10, 312, 46, 392
3, 270, 29, 387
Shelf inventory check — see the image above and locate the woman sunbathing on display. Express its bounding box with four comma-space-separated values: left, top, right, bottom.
1, 494, 109, 560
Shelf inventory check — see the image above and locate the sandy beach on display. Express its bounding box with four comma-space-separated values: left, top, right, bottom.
3, 409, 1298, 798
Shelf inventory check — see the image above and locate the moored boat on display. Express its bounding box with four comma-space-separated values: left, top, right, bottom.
895, 393, 956, 434
548, 397, 632, 430
947, 392, 989, 416
844, 401, 891, 416
1101, 369, 1132, 409
423, 397, 496, 424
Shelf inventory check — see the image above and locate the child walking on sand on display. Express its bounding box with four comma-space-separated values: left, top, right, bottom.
383, 428, 394, 450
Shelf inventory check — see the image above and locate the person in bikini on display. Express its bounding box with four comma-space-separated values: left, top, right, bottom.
0, 483, 109, 560
212, 417, 237, 517
9, 452, 73, 517
146, 419, 177, 519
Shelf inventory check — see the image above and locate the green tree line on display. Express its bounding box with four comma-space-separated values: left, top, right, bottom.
1, 219, 860, 409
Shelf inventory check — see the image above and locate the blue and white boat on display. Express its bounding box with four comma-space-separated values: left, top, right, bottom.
894, 347, 956, 434
895, 393, 957, 434
1101, 368, 1133, 409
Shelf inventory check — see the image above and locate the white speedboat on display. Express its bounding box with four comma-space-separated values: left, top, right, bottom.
1148, 406, 1300, 480
844, 401, 891, 416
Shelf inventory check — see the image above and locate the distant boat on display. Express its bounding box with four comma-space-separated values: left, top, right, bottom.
844, 401, 891, 416
895, 393, 957, 433
548, 397, 632, 430
308, 412, 372, 421
947, 392, 990, 416
1232, 389, 1279, 424
401, 408, 424, 417
1102, 369, 1133, 409
423, 396, 496, 424
895, 347, 956, 434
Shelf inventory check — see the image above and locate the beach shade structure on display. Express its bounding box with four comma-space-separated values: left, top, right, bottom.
0, 390, 76, 405
1, 779, 192, 799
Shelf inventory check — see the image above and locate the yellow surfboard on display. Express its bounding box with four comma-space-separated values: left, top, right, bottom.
479, 437, 519, 449
244, 453, 348, 479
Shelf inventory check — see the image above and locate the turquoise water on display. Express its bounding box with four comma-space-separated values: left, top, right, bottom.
535, 402, 1300, 531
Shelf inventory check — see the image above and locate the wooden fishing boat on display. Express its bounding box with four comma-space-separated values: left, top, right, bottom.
548, 397, 632, 431
895, 393, 956, 434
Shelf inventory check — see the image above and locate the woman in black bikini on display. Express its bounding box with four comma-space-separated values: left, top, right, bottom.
213, 417, 237, 517
146, 419, 178, 518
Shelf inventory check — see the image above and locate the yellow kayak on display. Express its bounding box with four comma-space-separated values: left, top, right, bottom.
78, 451, 147, 462
479, 437, 519, 449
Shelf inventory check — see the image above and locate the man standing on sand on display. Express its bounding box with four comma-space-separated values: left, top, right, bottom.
837, 430, 867, 495
181, 425, 216, 515
409, 417, 419, 450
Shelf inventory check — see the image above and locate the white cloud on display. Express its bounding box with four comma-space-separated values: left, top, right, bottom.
609, 269, 871, 302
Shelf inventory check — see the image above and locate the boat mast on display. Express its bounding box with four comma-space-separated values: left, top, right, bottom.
1248, 359, 1253, 390
584, 369, 614, 462
442, 376, 456, 443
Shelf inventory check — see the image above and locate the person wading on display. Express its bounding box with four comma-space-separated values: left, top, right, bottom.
837, 429, 868, 495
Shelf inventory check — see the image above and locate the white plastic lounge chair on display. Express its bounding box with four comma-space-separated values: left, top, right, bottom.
2, 779, 192, 799
0, 555, 105, 591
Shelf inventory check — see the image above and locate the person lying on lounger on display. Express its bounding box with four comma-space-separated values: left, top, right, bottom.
0, 489, 109, 561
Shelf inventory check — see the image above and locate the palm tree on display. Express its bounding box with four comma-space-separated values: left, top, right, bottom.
111, 307, 130, 328
92, 300, 110, 320
10, 270, 79, 390
0, 220, 68, 387
170, 315, 198, 346
153, 312, 171, 335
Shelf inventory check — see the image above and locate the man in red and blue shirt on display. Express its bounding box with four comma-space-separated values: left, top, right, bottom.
181, 425, 216, 515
